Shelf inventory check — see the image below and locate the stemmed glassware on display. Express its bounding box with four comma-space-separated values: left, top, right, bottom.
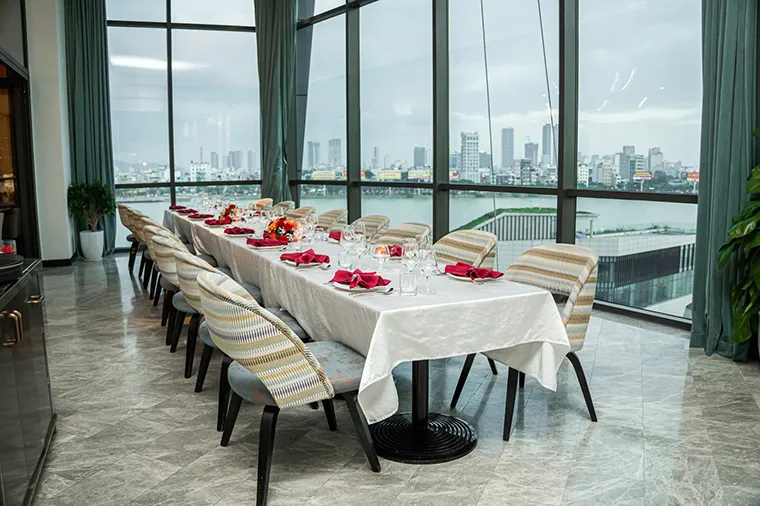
340, 225, 356, 254
402, 239, 419, 273
372, 245, 390, 270
419, 250, 438, 294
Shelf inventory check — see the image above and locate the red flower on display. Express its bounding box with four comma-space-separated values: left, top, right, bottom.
1, 245, 14, 254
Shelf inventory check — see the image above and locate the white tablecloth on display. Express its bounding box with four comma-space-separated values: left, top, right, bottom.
167, 210, 571, 423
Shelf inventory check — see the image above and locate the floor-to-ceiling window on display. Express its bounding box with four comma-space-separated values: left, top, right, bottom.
294, 0, 700, 322
106, 0, 260, 247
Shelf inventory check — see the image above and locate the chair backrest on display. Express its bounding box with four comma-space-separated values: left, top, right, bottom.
198, 271, 334, 407
317, 209, 347, 232
117, 204, 131, 232
127, 208, 146, 241
273, 200, 295, 213
254, 198, 273, 210
480, 248, 497, 270
434, 230, 497, 268
142, 223, 168, 260
286, 206, 316, 221
174, 251, 254, 312
353, 215, 390, 242
375, 222, 431, 246
504, 244, 598, 351
151, 234, 187, 286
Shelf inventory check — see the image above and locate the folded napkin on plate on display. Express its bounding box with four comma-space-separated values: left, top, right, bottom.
280, 249, 330, 266
205, 217, 232, 226
224, 226, 254, 235
444, 262, 503, 280
169, 205, 186, 210
389, 244, 403, 257
178, 209, 197, 214
329, 231, 342, 241
189, 213, 213, 219
329, 269, 391, 289
246, 237, 289, 248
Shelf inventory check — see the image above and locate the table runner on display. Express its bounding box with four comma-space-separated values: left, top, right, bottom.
172, 212, 571, 423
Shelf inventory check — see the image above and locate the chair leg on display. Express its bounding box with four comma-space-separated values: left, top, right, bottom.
184, 314, 201, 378
309, 402, 319, 410
165, 305, 176, 345
138, 254, 146, 278
153, 281, 162, 307
195, 344, 214, 393
142, 259, 153, 290
450, 354, 476, 409
322, 399, 337, 431
257, 405, 280, 506
343, 393, 380, 472
488, 358, 499, 375
161, 290, 174, 327
128, 242, 138, 272
170, 311, 186, 353
503, 368, 519, 441
519, 372, 526, 388
149, 266, 159, 300
566, 352, 597, 422
220, 391, 244, 447
217, 355, 232, 432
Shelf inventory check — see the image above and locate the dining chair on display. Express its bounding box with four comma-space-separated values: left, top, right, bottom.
128, 208, 151, 279
118, 204, 142, 273
353, 215, 390, 242
141, 220, 171, 297
449, 243, 599, 441
374, 222, 431, 245
317, 209, 347, 232
272, 200, 295, 213
151, 233, 189, 337
197, 271, 380, 506
433, 229, 497, 268
285, 206, 316, 221
254, 198, 273, 210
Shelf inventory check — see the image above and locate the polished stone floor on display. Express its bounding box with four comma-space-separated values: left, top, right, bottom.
32, 255, 760, 506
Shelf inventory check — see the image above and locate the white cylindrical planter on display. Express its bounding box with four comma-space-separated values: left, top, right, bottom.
79, 230, 104, 261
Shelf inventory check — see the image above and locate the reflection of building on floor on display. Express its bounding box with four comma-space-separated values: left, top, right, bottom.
462, 209, 695, 318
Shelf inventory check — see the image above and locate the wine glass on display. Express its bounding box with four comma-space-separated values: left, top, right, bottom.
340, 225, 356, 253
353, 221, 366, 239
373, 245, 390, 270
402, 239, 419, 273
419, 250, 438, 294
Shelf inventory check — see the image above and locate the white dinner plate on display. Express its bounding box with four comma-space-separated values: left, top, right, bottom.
328, 238, 340, 244
446, 273, 501, 283
189, 217, 210, 221
282, 260, 324, 268
248, 245, 286, 251
225, 234, 251, 239
332, 283, 391, 293
207, 224, 227, 228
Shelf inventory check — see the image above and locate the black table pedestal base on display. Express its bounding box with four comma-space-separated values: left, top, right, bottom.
370, 412, 477, 464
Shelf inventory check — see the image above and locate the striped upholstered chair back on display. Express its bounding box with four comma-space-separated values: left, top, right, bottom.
286, 206, 316, 221
198, 271, 334, 407
434, 230, 497, 268
129, 209, 147, 242
151, 234, 187, 286
254, 198, 273, 210
272, 200, 295, 213
353, 215, 390, 243
480, 248, 497, 270
142, 223, 170, 260
504, 244, 598, 351
375, 222, 431, 246
174, 251, 254, 312
117, 204, 131, 231
317, 209, 347, 232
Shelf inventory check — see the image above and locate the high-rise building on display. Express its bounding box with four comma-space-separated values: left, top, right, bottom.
519, 159, 534, 185
210, 151, 220, 169
479, 151, 492, 169
602, 156, 615, 187
247, 149, 255, 171
648, 147, 664, 174
307, 141, 320, 169
524, 142, 539, 166
449, 152, 459, 169
460, 132, 479, 172
223, 155, 230, 169
542, 123, 552, 159
328, 139, 341, 167
371, 146, 379, 170
623, 145, 635, 155
501, 128, 514, 168
577, 164, 589, 186
228, 150, 243, 170
413, 147, 426, 168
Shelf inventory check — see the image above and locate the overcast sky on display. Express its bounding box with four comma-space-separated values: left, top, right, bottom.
107, 0, 702, 172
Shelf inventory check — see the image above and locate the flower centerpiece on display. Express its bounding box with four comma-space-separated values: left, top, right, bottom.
265, 217, 300, 243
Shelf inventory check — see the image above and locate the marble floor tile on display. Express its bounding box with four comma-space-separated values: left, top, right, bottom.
31, 255, 760, 505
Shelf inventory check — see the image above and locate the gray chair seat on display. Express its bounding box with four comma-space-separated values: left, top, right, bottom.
216, 266, 233, 277
199, 321, 214, 347
185, 242, 196, 254
197, 253, 218, 267
228, 340, 365, 405
172, 292, 198, 314
160, 276, 178, 292
198, 309, 310, 349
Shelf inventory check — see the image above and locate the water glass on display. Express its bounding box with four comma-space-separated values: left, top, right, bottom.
419, 250, 438, 294
402, 240, 419, 272
341, 227, 356, 253
338, 253, 353, 269
399, 273, 418, 296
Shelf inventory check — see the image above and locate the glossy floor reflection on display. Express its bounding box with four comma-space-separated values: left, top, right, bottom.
34, 255, 760, 505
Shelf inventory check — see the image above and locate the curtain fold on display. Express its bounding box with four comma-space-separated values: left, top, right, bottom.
254, 0, 297, 203
690, 0, 758, 359
63, 0, 116, 255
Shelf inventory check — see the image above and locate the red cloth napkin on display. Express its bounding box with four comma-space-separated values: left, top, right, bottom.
224, 226, 254, 235
389, 244, 403, 257
247, 237, 289, 248
189, 213, 213, 219
178, 209, 197, 214
280, 249, 330, 266
329, 269, 391, 289
329, 230, 342, 241
444, 262, 503, 280
169, 205, 186, 210
205, 216, 232, 226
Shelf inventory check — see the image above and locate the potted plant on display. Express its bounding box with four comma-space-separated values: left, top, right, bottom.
67, 180, 116, 261
717, 127, 760, 344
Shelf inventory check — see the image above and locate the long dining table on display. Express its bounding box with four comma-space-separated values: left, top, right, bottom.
166, 210, 571, 463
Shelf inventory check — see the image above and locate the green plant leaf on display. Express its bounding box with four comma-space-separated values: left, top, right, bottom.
732, 310, 753, 343
753, 126, 760, 138
728, 213, 760, 238
732, 201, 760, 224
748, 165, 760, 194
717, 241, 738, 268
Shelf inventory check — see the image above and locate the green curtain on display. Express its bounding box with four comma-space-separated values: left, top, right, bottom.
690, 0, 758, 359
63, 0, 116, 255
255, 0, 297, 203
